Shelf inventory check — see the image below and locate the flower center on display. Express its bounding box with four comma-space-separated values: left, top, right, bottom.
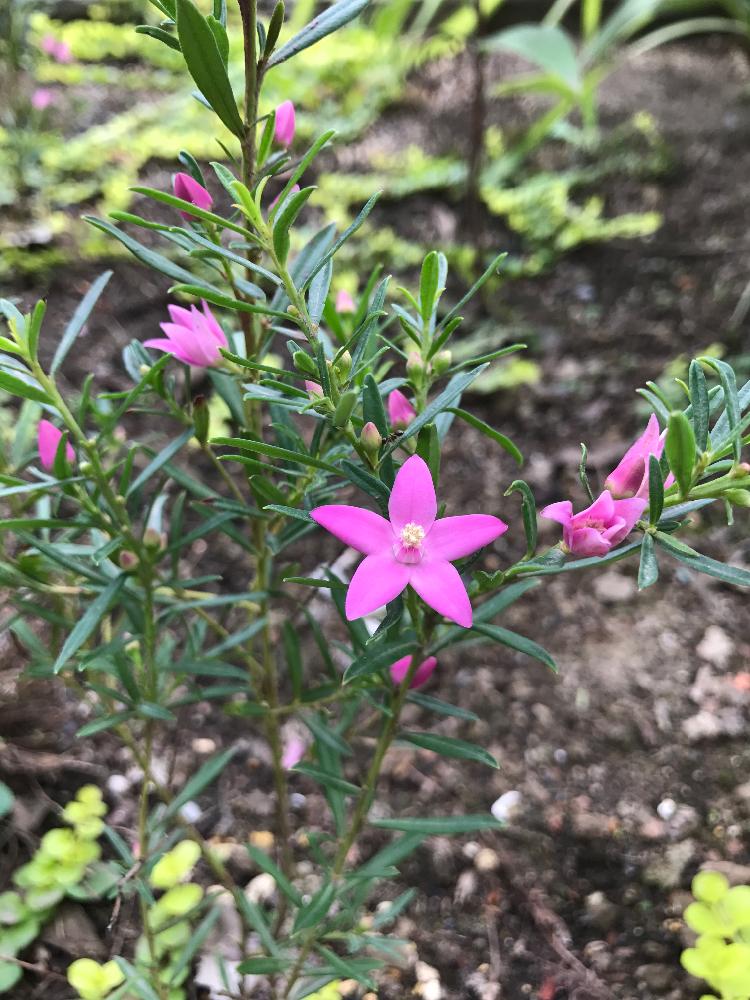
399, 522, 425, 547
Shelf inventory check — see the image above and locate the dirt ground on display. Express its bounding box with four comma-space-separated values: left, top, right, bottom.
3, 32, 750, 1000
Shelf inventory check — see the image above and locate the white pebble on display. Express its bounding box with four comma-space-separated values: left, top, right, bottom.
179, 800, 202, 823
106, 773, 130, 796
657, 798, 677, 822
491, 790, 522, 823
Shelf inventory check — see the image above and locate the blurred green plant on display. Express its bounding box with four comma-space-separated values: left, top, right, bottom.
0, 785, 118, 995
682, 870, 750, 1000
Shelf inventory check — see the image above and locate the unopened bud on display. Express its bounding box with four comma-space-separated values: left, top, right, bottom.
118, 550, 139, 571
293, 350, 317, 376
406, 352, 425, 379
725, 488, 750, 507
333, 351, 352, 379
735, 462, 750, 476
432, 349, 452, 375
287, 305, 300, 317
138, 364, 151, 376
305, 380, 323, 399
193, 394, 209, 445
79, 461, 93, 474
143, 527, 167, 550
360, 421, 382, 453
332, 389, 358, 428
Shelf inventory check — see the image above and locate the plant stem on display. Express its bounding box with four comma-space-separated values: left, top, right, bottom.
282, 642, 426, 998
238, 0, 259, 190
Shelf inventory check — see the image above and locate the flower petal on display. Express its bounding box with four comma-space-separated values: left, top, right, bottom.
388, 455, 437, 532
345, 554, 410, 619
568, 527, 611, 557
390, 654, 437, 689
310, 505, 393, 555
425, 514, 508, 561
540, 500, 573, 526
143, 338, 195, 366
409, 559, 473, 627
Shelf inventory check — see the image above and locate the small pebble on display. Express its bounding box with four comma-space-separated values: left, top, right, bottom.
490, 790, 522, 823
106, 773, 130, 796
179, 800, 202, 823
657, 798, 677, 821
192, 738, 216, 754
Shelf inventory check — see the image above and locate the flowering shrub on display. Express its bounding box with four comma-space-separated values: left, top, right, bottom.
682, 871, 750, 1000
1, 0, 749, 996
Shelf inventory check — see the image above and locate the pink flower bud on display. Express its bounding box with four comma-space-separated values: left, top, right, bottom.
38, 420, 74, 470
335, 290, 356, 314
144, 301, 228, 368
305, 380, 324, 398
31, 88, 54, 111
173, 172, 213, 220
281, 735, 306, 770
387, 389, 416, 430
605, 414, 670, 500
541, 490, 646, 558
390, 654, 437, 689
360, 421, 382, 452
274, 100, 296, 147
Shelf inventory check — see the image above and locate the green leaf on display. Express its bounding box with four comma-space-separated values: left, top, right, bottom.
292, 882, 336, 934
291, 763, 361, 796
483, 24, 580, 91
213, 436, 337, 473
268, 0, 369, 66
175, 0, 244, 137
665, 410, 696, 497
398, 732, 499, 768
647, 454, 664, 525
51, 272, 112, 375
449, 409, 523, 466
52, 576, 127, 674
273, 187, 315, 265
0, 963, 22, 992
688, 359, 710, 453
503, 480, 537, 557
0, 370, 50, 406
415, 422, 440, 487
382, 365, 488, 456
655, 532, 750, 588
135, 23, 182, 51
638, 532, 659, 589
343, 639, 416, 684
700, 356, 742, 461
301, 193, 382, 291
245, 845, 303, 906
436, 251, 507, 335
372, 814, 503, 834
472, 622, 557, 671
405, 692, 479, 722
302, 714, 352, 757
419, 251, 440, 325
128, 428, 194, 496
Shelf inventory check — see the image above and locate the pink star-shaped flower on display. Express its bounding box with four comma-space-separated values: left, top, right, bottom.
311, 455, 508, 627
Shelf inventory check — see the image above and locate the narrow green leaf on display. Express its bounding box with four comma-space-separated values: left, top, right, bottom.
237, 957, 291, 975
292, 882, 336, 934
700, 356, 742, 461
655, 532, 750, 588
648, 454, 664, 525
268, 0, 369, 66
372, 814, 503, 834
472, 622, 557, 672
405, 692, 479, 722
0, 370, 50, 405
128, 428, 194, 496
213, 436, 337, 472
51, 272, 113, 374
398, 731, 499, 768
246, 845, 303, 906
175, 0, 244, 136
53, 576, 127, 674
450, 408, 522, 466
343, 639, 416, 684
0, 782, 14, 819
688, 359, 710, 453
159, 748, 237, 823
291, 763, 361, 796
301, 193, 382, 291
638, 532, 659, 589
665, 410, 696, 498
503, 480, 537, 557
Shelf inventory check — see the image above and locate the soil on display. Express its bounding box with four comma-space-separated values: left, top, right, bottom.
2, 30, 750, 1000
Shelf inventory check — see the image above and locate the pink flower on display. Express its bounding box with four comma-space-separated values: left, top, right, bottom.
387, 389, 416, 430
38, 420, 74, 470
31, 88, 54, 110
281, 735, 306, 770
173, 172, 213, 219
270, 183, 300, 213
144, 301, 227, 368
274, 100, 296, 147
305, 380, 323, 398
541, 490, 646, 558
336, 290, 355, 314
311, 455, 507, 627
605, 414, 672, 500
41, 36, 73, 63
390, 654, 437, 689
